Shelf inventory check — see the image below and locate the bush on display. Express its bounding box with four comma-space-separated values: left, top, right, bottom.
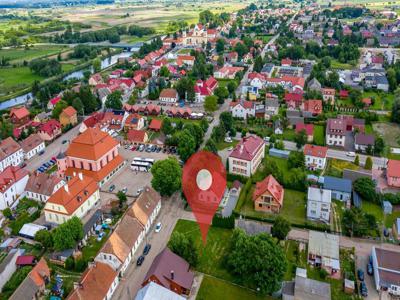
65, 256, 75, 270
74, 258, 87, 272
212, 215, 235, 229
319, 268, 329, 279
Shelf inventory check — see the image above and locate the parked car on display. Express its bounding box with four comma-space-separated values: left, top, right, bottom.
62, 140, 68, 144
143, 244, 151, 255
367, 263, 373, 275
357, 269, 364, 281
109, 184, 116, 192
346, 151, 356, 157
155, 222, 162, 233
224, 137, 232, 143
360, 281, 368, 297
136, 255, 145, 266
38, 150, 45, 156
383, 228, 389, 237
121, 187, 128, 194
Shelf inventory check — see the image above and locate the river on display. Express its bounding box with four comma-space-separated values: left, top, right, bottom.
0, 51, 133, 110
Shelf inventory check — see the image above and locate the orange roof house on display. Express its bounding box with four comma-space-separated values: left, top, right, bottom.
148, 119, 162, 131
61, 128, 125, 186
67, 262, 118, 300
252, 175, 284, 213
9, 107, 30, 125
59, 106, 78, 128
44, 174, 99, 224
127, 129, 148, 143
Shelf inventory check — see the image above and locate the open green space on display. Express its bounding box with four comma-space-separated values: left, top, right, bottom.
373, 122, 400, 148
216, 139, 239, 151
331, 59, 353, 70
197, 275, 271, 300
0, 45, 68, 63
362, 91, 394, 111
313, 125, 325, 146
282, 128, 296, 141
0, 66, 43, 94
325, 158, 359, 178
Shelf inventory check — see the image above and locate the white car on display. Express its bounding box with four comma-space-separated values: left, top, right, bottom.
346, 151, 356, 157
224, 137, 232, 143
155, 222, 162, 233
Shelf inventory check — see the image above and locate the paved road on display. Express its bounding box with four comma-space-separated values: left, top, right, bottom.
25, 124, 81, 172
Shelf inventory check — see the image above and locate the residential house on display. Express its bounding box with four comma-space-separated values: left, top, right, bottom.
25, 173, 65, 203
307, 78, 322, 91
182, 23, 209, 46
371, 247, 400, 296
38, 119, 62, 141
213, 66, 244, 79
80, 110, 126, 133
177, 55, 195, 67
323, 176, 352, 203
282, 268, 331, 300
355, 133, 375, 152
58, 128, 125, 186
135, 282, 185, 300
0, 166, 29, 210
33, 112, 49, 123
274, 119, 283, 135
0, 137, 24, 172
142, 248, 195, 296
67, 262, 119, 300
0, 248, 25, 291
124, 114, 145, 132
59, 106, 78, 128
89, 73, 104, 86
287, 110, 304, 128
252, 175, 284, 213
44, 174, 100, 224
326, 118, 346, 147
9, 258, 50, 300
127, 130, 149, 144
387, 159, 400, 188
9, 107, 30, 126
304, 144, 328, 170
159, 88, 178, 103
285, 93, 303, 109
148, 119, 162, 131
229, 101, 255, 119
302, 99, 323, 118
296, 123, 314, 142
19, 134, 45, 160
307, 187, 331, 223
248, 72, 267, 89
308, 231, 340, 277
194, 77, 218, 102
228, 135, 265, 177
47, 96, 61, 110
321, 88, 335, 104
264, 99, 280, 120
265, 76, 305, 93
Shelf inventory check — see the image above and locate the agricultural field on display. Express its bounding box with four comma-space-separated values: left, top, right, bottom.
373, 122, 400, 147
0, 45, 69, 64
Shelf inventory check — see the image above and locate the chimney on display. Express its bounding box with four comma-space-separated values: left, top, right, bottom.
78, 172, 83, 181
64, 184, 69, 193
170, 270, 174, 280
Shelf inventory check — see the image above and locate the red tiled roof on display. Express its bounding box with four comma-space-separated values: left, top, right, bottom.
253, 174, 284, 206
39, 119, 61, 136
296, 123, 314, 136
303, 144, 328, 158
0, 137, 21, 161
127, 130, 146, 142
339, 90, 349, 98
61, 106, 77, 118
229, 135, 264, 161
49, 96, 61, 106
284, 93, 303, 102
16, 255, 35, 266
387, 160, 400, 178
159, 88, 177, 99
229, 100, 254, 109
148, 119, 162, 130
0, 166, 29, 193
10, 107, 30, 120
303, 99, 323, 115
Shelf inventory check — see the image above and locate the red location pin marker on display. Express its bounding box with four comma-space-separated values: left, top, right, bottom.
182, 150, 227, 244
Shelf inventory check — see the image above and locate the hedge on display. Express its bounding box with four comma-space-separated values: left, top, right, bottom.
233, 177, 252, 214
212, 215, 235, 229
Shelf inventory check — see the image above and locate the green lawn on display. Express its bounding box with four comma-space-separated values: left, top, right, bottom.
216, 139, 239, 151
331, 59, 353, 70
171, 219, 234, 281
81, 229, 110, 262
283, 240, 307, 281
385, 210, 400, 228
0, 45, 67, 63
361, 201, 383, 222
325, 159, 359, 178
0, 66, 43, 93
282, 128, 296, 141
197, 275, 271, 300
313, 125, 325, 146
362, 91, 394, 111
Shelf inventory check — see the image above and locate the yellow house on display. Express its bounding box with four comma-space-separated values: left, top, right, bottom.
59, 106, 78, 128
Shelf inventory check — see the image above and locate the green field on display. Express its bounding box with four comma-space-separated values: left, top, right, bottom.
313, 125, 325, 146
0, 66, 43, 95
325, 158, 359, 178
362, 91, 394, 111
0, 46, 68, 63
331, 59, 353, 70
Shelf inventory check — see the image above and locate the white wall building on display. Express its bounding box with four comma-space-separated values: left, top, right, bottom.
307, 187, 332, 223
20, 134, 45, 160
229, 101, 255, 120
0, 138, 24, 172
304, 144, 328, 170
0, 166, 29, 210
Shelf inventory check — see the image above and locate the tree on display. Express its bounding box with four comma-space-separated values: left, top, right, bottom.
34, 229, 53, 249
227, 229, 286, 295
214, 86, 229, 104
294, 129, 307, 149
271, 216, 291, 242
151, 157, 182, 196
220, 111, 234, 133
365, 156, 373, 170
159, 65, 170, 77
374, 137, 385, 155
204, 95, 218, 113
52, 100, 68, 119
227, 81, 237, 95
105, 90, 123, 109
392, 94, 400, 124
353, 177, 378, 203
216, 38, 225, 54
93, 58, 101, 73
2, 208, 12, 219
342, 207, 377, 237
177, 130, 196, 161
288, 151, 305, 169
53, 217, 84, 251
217, 55, 224, 67
354, 155, 360, 166
72, 98, 84, 115
253, 55, 263, 73
183, 123, 204, 148
117, 191, 127, 207
204, 138, 218, 153
168, 232, 199, 266
161, 117, 173, 135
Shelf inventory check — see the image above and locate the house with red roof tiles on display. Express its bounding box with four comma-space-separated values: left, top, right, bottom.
148, 119, 162, 131
44, 173, 99, 224
88, 73, 103, 86
127, 129, 148, 144
59, 106, 78, 128
253, 175, 284, 213
230, 100, 255, 119
284, 92, 303, 108
248, 72, 267, 89
47, 96, 61, 110
281, 58, 292, 66
159, 88, 178, 103
38, 119, 62, 141
228, 135, 265, 177
302, 99, 323, 117
59, 128, 125, 187
339, 90, 349, 99
265, 76, 305, 92
19, 133, 45, 160
296, 123, 314, 142
0, 166, 29, 209
0, 137, 24, 172
304, 144, 328, 170
194, 77, 218, 102
387, 160, 400, 188
124, 113, 145, 132
9, 107, 30, 126
214, 66, 244, 79
25, 172, 65, 203
177, 55, 195, 67
322, 88, 336, 104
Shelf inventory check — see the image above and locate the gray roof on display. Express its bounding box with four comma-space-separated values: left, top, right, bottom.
9, 276, 40, 300
135, 282, 185, 300
83, 209, 103, 235
265, 99, 280, 108
308, 187, 331, 203
323, 176, 352, 193
288, 116, 304, 126
376, 75, 389, 85
343, 169, 372, 183
282, 281, 295, 296
287, 110, 301, 117
0, 248, 24, 273
308, 231, 339, 260
294, 276, 331, 300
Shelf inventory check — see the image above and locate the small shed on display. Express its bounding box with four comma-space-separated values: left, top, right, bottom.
353, 191, 362, 208
383, 201, 393, 214
344, 279, 355, 294
269, 148, 290, 159
16, 255, 36, 267
18, 223, 47, 239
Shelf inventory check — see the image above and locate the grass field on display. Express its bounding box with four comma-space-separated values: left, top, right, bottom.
331, 59, 353, 70
0, 66, 43, 95
197, 275, 271, 300
0, 45, 68, 63
325, 158, 359, 178
313, 125, 325, 146
362, 91, 394, 111
216, 139, 239, 150
373, 122, 400, 147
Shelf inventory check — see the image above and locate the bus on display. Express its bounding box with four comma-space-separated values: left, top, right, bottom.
133, 157, 155, 165
130, 161, 152, 172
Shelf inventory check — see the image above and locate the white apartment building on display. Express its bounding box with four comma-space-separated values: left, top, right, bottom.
307, 187, 332, 223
